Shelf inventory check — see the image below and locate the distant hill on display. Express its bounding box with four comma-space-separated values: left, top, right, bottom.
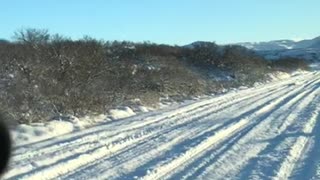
237, 36, 320, 51
234, 36, 320, 62
0, 39, 9, 44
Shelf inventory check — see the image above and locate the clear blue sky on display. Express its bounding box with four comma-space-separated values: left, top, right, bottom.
1, 0, 319, 45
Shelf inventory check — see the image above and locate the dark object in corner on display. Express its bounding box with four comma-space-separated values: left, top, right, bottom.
0, 115, 11, 176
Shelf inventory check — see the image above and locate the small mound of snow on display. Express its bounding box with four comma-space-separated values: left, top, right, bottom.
268, 71, 291, 81
76, 114, 109, 129
108, 107, 136, 120
46, 120, 74, 135
138, 106, 149, 113
11, 120, 75, 146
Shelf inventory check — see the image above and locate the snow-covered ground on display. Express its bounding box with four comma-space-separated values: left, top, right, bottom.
4, 70, 320, 180
10, 106, 154, 146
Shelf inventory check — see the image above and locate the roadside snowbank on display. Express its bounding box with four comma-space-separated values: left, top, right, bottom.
11, 121, 75, 146
11, 106, 150, 146
108, 107, 136, 120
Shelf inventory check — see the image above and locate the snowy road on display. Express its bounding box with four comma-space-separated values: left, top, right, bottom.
4, 71, 320, 180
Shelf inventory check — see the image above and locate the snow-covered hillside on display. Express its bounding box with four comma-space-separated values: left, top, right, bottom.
236, 36, 320, 62
3, 70, 320, 180
237, 36, 320, 51
258, 48, 320, 62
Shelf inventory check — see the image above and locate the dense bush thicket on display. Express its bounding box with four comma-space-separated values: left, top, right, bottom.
270, 57, 310, 72
0, 29, 309, 124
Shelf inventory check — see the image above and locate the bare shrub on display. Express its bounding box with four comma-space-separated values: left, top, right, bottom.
270, 57, 310, 72
0, 28, 308, 124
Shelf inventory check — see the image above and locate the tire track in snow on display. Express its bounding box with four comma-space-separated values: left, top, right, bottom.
134, 74, 320, 180
138, 76, 320, 180
73, 102, 273, 180
57, 79, 295, 180
192, 76, 320, 180
195, 80, 320, 180
274, 95, 320, 180
296, 109, 320, 180
237, 83, 320, 180
289, 110, 320, 180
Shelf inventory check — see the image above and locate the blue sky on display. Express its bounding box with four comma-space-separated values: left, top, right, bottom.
1, 0, 319, 45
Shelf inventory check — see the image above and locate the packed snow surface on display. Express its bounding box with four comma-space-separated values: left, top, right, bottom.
4, 71, 320, 180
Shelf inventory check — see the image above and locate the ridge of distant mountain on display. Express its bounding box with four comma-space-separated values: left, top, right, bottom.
236, 36, 320, 51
